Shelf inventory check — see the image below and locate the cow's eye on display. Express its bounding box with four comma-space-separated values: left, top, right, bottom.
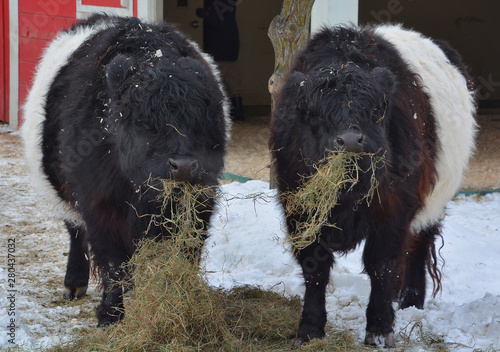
134, 118, 144, 126
371, 102, 387, 123
304, 110, 320, 122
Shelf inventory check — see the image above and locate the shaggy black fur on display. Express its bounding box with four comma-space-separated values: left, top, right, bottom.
270, 26, 471, 347
39, 14, 228, 326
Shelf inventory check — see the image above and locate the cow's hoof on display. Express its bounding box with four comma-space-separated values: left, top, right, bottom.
292, 337, 323, 349
96, 305, 124, 327
384, 332, 395, 348
364, 332, 377, 346
63, 288, 72, 300
364, 331, 395, 348
292, 337, 304, 349
96, 314, 122, 327
63, 286, 87, 300
96, 319, 114, 328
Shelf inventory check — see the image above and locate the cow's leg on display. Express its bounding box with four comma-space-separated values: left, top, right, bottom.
63, 220, 90, 300
363, 229, 405, 348
399, 224, 441, 309
294, 240, 334, 345
96, 261, 126, 327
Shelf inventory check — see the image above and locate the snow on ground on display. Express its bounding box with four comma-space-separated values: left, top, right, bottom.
203, 181, 500, 351
1, 128, 499, 350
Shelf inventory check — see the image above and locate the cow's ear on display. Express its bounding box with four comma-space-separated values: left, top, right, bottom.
371, 67, 396, 98
105, 54, 136, 91
287, 71, 309, 111
288, 71, 308, 89
176, 56, 209, 80
177, 56, 203, 70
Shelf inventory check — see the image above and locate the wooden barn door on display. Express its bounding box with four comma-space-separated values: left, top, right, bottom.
0, 0, 8, 123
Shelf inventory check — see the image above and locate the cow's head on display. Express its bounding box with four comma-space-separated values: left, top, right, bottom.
279, 64, 395, 162
104, 54, 227, 188
272, 64, 397, 194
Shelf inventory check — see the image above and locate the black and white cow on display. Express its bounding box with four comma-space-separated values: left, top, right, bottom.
270, 24, 476, 347
22, 14, 231, 326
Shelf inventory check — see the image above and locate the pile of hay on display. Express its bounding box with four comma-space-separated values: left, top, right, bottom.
51, 179, 303, 351
284, 150, 385, 250
96, 237, 301, 351
52, 237, 303, 351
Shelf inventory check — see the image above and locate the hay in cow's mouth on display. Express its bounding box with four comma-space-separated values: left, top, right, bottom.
283, 150, 386, 251
139, 178, 216, 252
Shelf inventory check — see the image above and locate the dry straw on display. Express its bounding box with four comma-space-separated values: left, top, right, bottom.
284, 150, 386, 250
51, 178, 304, 351
143, 178, 217, 257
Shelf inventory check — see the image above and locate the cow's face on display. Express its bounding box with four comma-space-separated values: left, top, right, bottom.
104, 55, 227, 188
280, 65, 395, 164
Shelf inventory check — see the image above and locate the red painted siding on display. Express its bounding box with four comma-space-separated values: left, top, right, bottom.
82, 0, 125, 7
1, 0, 9, 123
19, 61, 37, 88
19, 13, 75, 41
18, 1, 77, 125
19, 37, 51, 64
19, 1, 75, 17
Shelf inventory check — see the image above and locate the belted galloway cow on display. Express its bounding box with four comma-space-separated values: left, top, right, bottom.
22, 14, 230, 326
270, 24, 476, 347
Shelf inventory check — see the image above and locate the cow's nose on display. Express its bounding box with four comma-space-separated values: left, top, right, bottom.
334, 130, 364, 153
168, 158, 201, 183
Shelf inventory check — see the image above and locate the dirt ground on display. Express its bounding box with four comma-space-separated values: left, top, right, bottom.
460, 111, 500, 190
0, 127, 102, 347
224, 110, 500, 190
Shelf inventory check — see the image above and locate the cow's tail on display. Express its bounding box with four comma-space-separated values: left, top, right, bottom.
427, 232, 444, 297
392, 224, 444, 302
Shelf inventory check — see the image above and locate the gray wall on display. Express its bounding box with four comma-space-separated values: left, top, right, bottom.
165, 0, 282, 107
359, 0, 500, 103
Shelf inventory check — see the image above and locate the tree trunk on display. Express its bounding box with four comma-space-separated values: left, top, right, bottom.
268, 0, 315, 188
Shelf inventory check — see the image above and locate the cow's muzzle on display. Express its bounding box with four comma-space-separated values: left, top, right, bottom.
168, 157, 201, 183
333, 130, 364, 153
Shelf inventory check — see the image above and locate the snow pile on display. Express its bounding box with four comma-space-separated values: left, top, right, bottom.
1, 178, 499, 351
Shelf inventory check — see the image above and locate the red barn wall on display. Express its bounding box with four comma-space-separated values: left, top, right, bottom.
1, 0, 9, 123
18, 1, 76, 125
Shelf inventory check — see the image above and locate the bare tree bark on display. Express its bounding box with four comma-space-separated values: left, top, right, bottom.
268, 0, 315, 188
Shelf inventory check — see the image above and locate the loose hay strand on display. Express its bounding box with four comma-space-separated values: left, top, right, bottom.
284, 150, 385, 250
